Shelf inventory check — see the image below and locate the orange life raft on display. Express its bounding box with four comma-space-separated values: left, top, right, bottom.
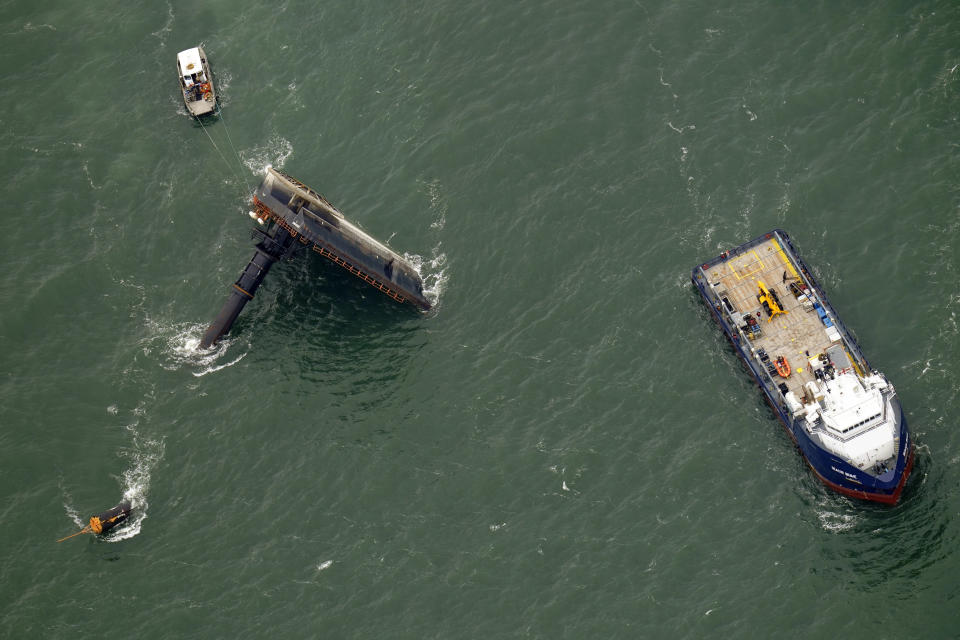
775, 356, 791, 378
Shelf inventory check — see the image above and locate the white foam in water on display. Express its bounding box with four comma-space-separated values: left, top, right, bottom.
60, 315, 247, 543
141, 320, 247, 376
64, 503, 84, 529
815, 505, 859, 533
242, 136, 293, 175
20, 22, 56, 32
217, 68, 233, 96
59, 479, 86, 529
404, 244, 448, 310
58, 416, 164, 542
105, 419, 166, 542
193, 353, 247, 378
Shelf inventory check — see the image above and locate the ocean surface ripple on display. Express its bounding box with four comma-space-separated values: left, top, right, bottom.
1, 1, 959, 638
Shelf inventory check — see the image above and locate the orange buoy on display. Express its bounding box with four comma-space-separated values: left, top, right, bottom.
775, 356, 791, 378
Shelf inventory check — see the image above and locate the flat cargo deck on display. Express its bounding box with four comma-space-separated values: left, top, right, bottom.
699, 235, 855, 400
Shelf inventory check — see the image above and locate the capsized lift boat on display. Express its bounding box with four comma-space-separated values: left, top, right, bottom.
177, 46, 216, 117
199, 168, 430, 348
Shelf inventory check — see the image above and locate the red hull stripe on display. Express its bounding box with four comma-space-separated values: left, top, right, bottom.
808, 444, 914, 505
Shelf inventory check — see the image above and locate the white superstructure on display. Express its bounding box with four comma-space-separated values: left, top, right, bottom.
176, 46, 217, 117
788, 364, 899, 473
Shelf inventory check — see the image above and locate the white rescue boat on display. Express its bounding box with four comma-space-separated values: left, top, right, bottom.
177, 46, 216, 117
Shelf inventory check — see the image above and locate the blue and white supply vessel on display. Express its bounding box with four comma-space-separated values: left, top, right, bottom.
692, 230, 913, 504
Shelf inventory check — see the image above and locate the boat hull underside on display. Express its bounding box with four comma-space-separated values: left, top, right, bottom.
254, 169, 430, 310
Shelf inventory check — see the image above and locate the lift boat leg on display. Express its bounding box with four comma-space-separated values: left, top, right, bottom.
200, 227, 295, 348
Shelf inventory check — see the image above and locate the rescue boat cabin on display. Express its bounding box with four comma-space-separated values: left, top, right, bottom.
177, 46, 216, 117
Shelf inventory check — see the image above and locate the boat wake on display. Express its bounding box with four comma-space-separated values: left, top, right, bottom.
107, 414, 165, 542
60, 482, 85, 530
814, 500, 860, 533
59, 409, 164, 543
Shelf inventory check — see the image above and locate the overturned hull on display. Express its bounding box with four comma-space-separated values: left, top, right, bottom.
200, 169, 429, 348
253, 169, 431, 310
91, 500, 133, 535
57, 500, 133, 542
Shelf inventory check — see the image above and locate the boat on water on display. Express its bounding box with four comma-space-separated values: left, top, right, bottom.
177, 46, 216, 117
692, 230, 913, 504
199, 168, 430, 348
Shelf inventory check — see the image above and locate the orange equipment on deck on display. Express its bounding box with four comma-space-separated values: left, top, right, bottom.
775, 356, 791, 378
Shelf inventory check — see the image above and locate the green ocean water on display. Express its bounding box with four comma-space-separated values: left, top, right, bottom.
1, 0, 959, 637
